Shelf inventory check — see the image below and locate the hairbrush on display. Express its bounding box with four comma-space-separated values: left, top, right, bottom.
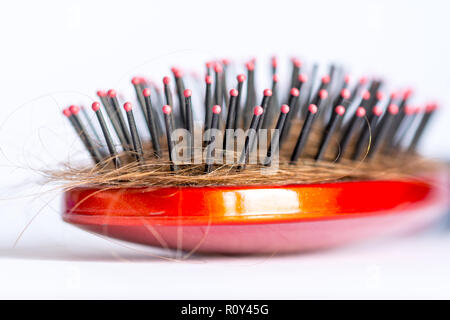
59, 56, 448, 254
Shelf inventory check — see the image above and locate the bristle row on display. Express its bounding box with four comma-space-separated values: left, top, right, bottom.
62, 57, 438, 173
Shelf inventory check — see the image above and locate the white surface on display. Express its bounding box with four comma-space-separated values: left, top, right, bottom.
0, 0, 449, 299
1, 210, 450, 299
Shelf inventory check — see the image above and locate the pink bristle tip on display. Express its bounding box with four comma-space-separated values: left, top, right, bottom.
253, 106, 264, 116
404, 88, 413, 99
356, 107, 366, 117
271, 56, 278, 67
131, 77, 141, 85
405, 105, 415, 115
91, 102, 101, 111
341, 88, 351, 99
281, 104, 290, 114
426, 103, 438, 113
214, 64, 223, 73
162, 105, 172, 114
174, 69, 184, 78
308, 104, 318, 114
373, 106, 383, 116
123, 102, 132, 112
376, 91, 384, 101
69, 105, 80, 115
388, 104, 399, 115
139, 77, 148, 84
96, 90, 106, 97
237, 74, 246, 82
359, 76, 368, 85
143, 88, 151, 97
107, 89, 117, 98
230, 89, 238, 97
212, 105, 222, 114
298, 73, 308, 83
335, 105, 346, 116
319, 89, 328, 100
292, 58, 302, 68
362, 90, 371, 100
63, 108, 71, 117
390, 91, 399, 99
183, 89, 192, 98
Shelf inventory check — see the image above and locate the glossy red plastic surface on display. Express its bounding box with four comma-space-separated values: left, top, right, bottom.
63, 179, 448, 254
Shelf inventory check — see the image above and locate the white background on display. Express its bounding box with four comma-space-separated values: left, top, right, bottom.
0, 0, 449, 299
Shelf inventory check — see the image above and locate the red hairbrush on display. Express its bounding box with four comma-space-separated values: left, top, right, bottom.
60, 57, 447, 254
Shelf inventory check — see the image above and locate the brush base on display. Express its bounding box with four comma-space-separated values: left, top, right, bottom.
63, 179, 448, 254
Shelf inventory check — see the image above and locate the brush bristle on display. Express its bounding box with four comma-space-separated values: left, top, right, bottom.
62, 55, 437, 175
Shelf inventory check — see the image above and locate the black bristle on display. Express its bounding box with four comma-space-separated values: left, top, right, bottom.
205, 105, 222, 173
163, 77, 177, 131
278, 88, 300, 147
288, 58, 301, 99
108, 91, 132, 150
261, 74, 280, 129
80, 105, 102, 143
132, 78, 148, 123
271, 56, 277, 76
264, 104, 290, 166
392, 106, 419, 149
290, 103, 318, 163
383, 90, 412, 150
204, 75, 213, 131
368, 103, 399, 158
223, 89, 238, 155
351, 105, 384, 160
289, 74, 309, 120
97, 91, 128, 150
184, 90, 195, 160
221, 60, 229, 109
162, 105, 178, 172
213, 64, 223, 107
124, 102, 145, 165
256, 89, 272, 132
65, 106, 103, 163
408, 104, 437, 152
233, 75, 246, 130
172, 69, 186, 127
239, 105, 263, 170
143, 89, 162, 158
300, 64, 318, 117
315, 103, 347, 161
243, 62, 257, 128
92, 102, 121, 168
335, 106, 367, 161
